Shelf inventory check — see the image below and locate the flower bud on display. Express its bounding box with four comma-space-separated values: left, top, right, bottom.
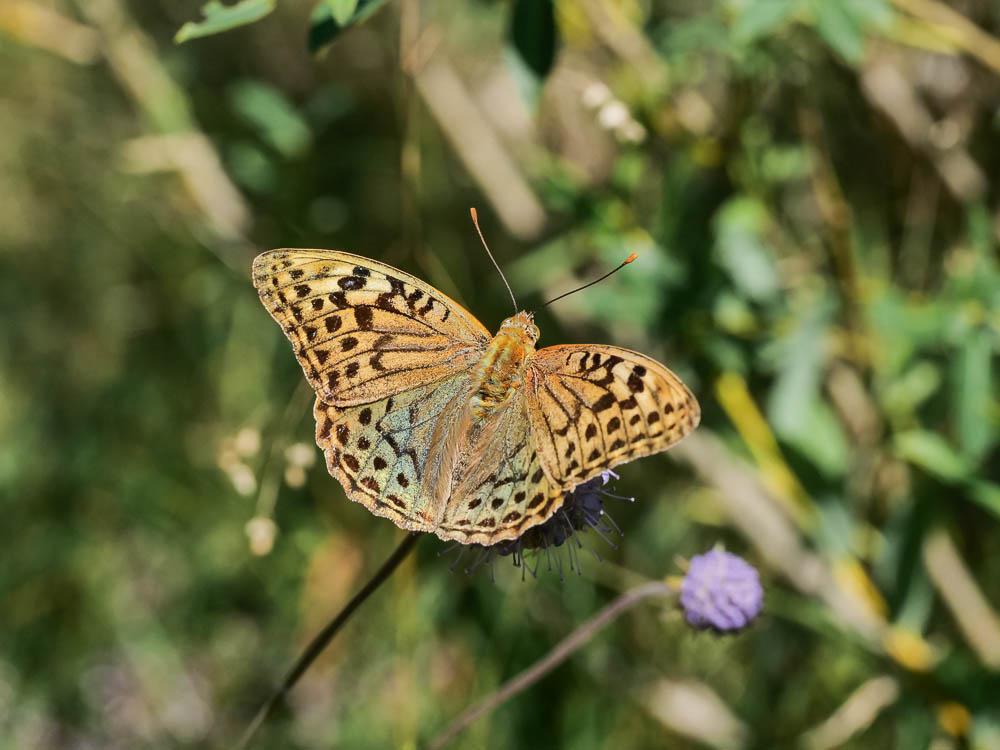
680, 549, 763, 633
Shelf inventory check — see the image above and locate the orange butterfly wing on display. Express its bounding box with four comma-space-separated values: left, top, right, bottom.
253, 249, 489, 406
525, 345, 700, 487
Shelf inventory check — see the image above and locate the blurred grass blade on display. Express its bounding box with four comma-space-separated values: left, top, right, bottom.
894, 430, 969, 482
894, 433, 1000, 520
799, 675, 899, 750
175, 0, 275, 44
923, 529, 1000, 667
953, 328, 994, 462
715, 372, 816, 528
309, 0, 390, 53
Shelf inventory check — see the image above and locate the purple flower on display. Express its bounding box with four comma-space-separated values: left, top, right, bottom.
680, 549, 763, 633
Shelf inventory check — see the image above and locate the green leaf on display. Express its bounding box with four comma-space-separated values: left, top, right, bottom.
325, 0, 360, 26
965, 201, 996, 258
783, 401, 850, 478
881, 360, 941, 420
867, 288, 949, 377
760, 145, 812, 183
844, 0, 894, 32
894, 430, 969, 482
303, 84, 355, 128
713, 291, 756, 335
175, 0, 275, 44
813, 0, 864, 63
308, 0, 390, 53
953, 327, 995, 462
968, 481, 1000, 521
765, 297, 835, 443
509, 0, 558, 81
732, 0, 797, 43
225, 141, 277, 193
228, 81, 312, 158
713, 196, 779, 302
807, 0, 891, 64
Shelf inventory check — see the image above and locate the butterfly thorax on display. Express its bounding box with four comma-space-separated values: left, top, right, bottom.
469, 311, 539, 419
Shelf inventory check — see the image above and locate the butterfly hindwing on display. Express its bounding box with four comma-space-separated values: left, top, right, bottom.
526, 345, 700, 487
314, 373, 472, 533
440, 396, 565, 545
253, 249, 490, 407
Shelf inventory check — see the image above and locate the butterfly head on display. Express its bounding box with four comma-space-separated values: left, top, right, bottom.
499, 311, 540, 344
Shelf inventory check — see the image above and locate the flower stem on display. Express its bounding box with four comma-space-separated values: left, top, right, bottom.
236, 531, 421, 750
426, 580, 673, 750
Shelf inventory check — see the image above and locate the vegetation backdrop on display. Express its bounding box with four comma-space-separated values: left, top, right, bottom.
2, 0, 999, 748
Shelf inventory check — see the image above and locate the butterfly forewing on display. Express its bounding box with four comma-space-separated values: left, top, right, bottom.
526, 345, 700, 486
253, 249, 490, 406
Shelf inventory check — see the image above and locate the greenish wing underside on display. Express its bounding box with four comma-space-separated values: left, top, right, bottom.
314, 374, 470, 534
315, 381, 567, 545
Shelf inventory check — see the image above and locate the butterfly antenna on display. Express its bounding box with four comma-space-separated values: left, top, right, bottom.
470, 208, 518, 313
542, 253, 638, 307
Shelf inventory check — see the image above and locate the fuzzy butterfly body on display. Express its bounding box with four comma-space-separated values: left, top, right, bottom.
253, 248, 699, 546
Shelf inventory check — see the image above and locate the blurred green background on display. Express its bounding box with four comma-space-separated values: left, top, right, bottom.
2, 0, 1000, 748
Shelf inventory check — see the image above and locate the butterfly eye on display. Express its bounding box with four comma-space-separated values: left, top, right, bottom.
530, 324, 540, 340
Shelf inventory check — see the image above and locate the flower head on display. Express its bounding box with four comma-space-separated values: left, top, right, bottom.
680, 549, 763, 633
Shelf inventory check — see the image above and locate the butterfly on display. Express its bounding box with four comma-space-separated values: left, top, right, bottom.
252, 243, 699, 546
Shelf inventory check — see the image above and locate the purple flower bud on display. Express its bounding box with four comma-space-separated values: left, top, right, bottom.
680, 549, 763, 633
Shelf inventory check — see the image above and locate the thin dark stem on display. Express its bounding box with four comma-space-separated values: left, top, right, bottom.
236, 532, 421, 750
426, 580, 672, 750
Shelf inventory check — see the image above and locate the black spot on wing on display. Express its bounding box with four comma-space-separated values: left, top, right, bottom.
338, 276, 366, 291
355, 306, 374, 330
593, 393, 616, 412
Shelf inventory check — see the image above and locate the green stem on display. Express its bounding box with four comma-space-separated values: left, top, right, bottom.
236, 532, 421, 750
